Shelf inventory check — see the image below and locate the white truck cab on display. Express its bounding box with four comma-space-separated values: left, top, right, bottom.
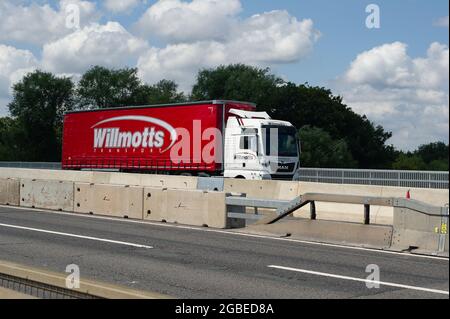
223, 109, 301, 180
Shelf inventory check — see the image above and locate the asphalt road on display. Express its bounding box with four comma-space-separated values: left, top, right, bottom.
0, 205, 448, 299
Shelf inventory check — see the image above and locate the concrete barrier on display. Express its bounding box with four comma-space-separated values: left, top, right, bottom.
0, 168, 198, 190
295, 182, 449, 225
224, 179, 300, 200
20, 179, 74, 211
74, 183, 144, 220
0, 259, 171, 299
243, 219, 393, 250
144, 188, 228, 228
0, 178, 20, 206
391, 207, 449, 256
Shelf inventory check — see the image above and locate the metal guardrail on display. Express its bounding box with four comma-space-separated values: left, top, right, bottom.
0, 162, 448, 189
298, 167, 448, 189
0, 260, 170, 299
226, 193, 449, 226
0, 272, 99, 299
0, 162, 61, 170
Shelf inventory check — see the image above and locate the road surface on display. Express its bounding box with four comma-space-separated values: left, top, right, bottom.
0, 205, 448, 299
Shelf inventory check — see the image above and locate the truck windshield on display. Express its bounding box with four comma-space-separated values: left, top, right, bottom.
262, 125, 298, 157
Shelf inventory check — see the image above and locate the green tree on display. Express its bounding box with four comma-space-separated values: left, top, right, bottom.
77, 66, 186, 108
415, 142, 449, 166
392, 142, 449, 171
298, 126, 357, 168
428, 159, 449, 171
0, 117, 27, 160
191, 64, 282, 105
137, 80, 186, 105
392, 154, 427, 170
8, 70, 74, 161
76, 66, 144, 109
191, 64, 395, 168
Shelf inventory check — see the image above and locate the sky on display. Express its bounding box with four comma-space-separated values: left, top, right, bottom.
0, 0, 448, 150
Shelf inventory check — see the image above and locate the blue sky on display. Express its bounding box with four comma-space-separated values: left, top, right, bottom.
0, 0, 448, 150
83, 0, 450, 87
242, 0, 449, 87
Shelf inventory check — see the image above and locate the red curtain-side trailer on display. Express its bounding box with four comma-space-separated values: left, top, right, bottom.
62, 100, 256, 175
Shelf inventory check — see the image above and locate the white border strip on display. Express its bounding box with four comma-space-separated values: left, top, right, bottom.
1, 205, 448, 261
0, 223, 153, 249
268, 265, 449, 296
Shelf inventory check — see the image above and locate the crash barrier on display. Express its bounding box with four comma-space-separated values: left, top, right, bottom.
20, 179, 74, 212
0, 177, 230, 229
1, 168, 447, 202
143, 187, 229, 228
2, 163, 447, 189
226, 193, 449, 256
1, 175, 448, 255
0, 260, 170, 299
296, 182, 449, 225
74, 183, 144, 220
0, 168, 198, 190
298, 167, 448, 189
1, 168, 448, 226
240, 219, 394, 250
0, 178, 20, 206
391, 203, 449, 256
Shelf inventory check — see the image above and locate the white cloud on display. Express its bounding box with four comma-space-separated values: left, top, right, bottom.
42, 22, 148, 74
138, 42, 227, 91
337, 42, 449, 150
137, 10, 320, 90
0, 44, 38, 115
0, 0, 320, 118
104, 0, 140, 13
433, 16, 449, 28
0, 0, 99, 46
135, 0, 242, 43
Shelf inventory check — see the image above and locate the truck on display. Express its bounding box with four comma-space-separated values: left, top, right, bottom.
62, 100, 301, 180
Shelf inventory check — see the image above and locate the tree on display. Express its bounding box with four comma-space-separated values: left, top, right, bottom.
191, 64, 282, 105
76, 66, 144, 109
77, 66, 186, 109
191, 64, 396, 168
392, 154, 427, 171
8, 70, 74, 161
415, 142, 449, 165
298, 126, 357, 168
137, 80, 186, 105
392, 142, 449, 171
428, 159, 448, 171
0, 117, 27, 161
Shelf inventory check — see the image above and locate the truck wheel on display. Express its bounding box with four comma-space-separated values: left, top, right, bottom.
235, 176, 246, 179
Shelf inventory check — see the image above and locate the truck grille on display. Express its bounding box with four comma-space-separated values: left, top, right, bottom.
275, 162, 296, 173
271, 174, 294, 181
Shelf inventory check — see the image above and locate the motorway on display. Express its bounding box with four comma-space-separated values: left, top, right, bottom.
0, 205, 448, 299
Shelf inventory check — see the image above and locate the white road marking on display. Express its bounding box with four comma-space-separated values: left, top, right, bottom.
0, 223, 153, 249
1, 205, 448, 261
268, 265, 449, 296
